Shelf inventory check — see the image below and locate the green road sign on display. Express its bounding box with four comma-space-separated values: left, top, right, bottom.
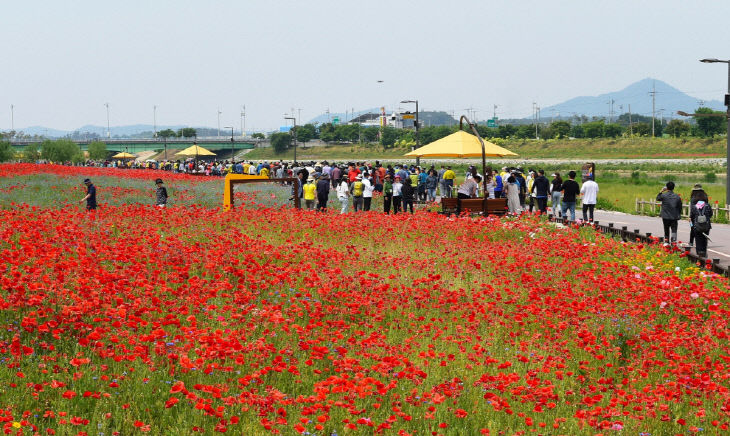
487, 118, 497, 128
332, 116, 340, 125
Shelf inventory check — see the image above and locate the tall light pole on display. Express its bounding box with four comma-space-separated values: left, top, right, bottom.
240, 105, 246, 138
10, 104, 14, 131
105, 103, 110, 138
153, 105, 157, 138
217, 108, 222, 137
700, 58, 730, 204
284, 116, 297, 164
400, 99, 419, 166
224, 126, 235, 162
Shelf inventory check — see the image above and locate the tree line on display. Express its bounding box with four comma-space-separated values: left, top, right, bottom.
0, 139, 109, 163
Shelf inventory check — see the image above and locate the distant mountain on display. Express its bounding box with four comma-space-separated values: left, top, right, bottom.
537, 78, 725, 121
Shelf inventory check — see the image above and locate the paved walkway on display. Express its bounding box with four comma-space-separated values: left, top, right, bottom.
588, 210, 730, 267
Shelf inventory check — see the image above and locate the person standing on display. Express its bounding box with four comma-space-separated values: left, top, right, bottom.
425, 169, 438, 202
362, 172, 374, 211
351, 174, 364, 212
531, 170, 550, 214
155, 178, 168, 208
550, 173, 562, 217
417, 168, 428, 201
316, 173, 330, 212
580, 177, 599, 222
303, 177, 317, 210
441, 166, 455, 198
392, 176, 403, 214
656, 181, 683, 244
336, 177, 350, 214
80, 178, 97, 211
515, 170, 527, 209
494, 171, 503, 199
383, 174, 394, 214
401, 178, 415, 214
560, 171, 580, 221
690, 199, 713, 257
687, 184, 709, 247
504, 175, 521, 215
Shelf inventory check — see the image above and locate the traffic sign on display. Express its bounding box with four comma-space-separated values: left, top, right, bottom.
487, 118, 498, 128
402, 114, 415, 120
333, 116, 340, 125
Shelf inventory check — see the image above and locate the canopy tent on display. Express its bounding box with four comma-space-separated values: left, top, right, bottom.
175, 144, 217, 157
403, 130, 517, 158
111, 152, 136, 159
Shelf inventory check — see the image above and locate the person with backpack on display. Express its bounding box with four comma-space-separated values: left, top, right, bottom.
688, 183, 709, 248
690, 199, 713, 257
350, 174, 365, 212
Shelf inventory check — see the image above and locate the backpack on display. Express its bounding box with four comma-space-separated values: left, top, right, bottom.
695, 206, 710, 233
352, 181, 364, 197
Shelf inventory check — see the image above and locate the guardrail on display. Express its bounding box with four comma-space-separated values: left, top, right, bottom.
636, 198, 730, 220
548, 214, 729, 277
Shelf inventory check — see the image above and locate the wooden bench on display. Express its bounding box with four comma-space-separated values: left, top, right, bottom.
440, 197, 508, 216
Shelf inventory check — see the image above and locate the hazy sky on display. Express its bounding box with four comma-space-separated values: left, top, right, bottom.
3, 0, 729, 132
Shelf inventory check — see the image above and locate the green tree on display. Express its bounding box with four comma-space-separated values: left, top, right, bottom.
361, 127, 380, 142
177, 127, 197, 138
252, 132, 265, 139
87, 141, 108, 160
497, 124, 517, 138
270, 132, 291, 154
603, 123, 623, 138
570, 124, 584, 138
158, 129, 176, 138
41, 139, 83, 163
293, 124, 316, 144
549, 121, 571, 139
0, 141, 14, 162
582, 121, 604, 138
633, 122, 652, 136
515, 124, 535, 139
21, 144, 40, 162
665, 119, 691, 137
380, 126, 401, 147
694, 107, 725, 137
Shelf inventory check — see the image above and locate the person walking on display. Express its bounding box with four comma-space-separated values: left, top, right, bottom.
687, 183, 709, 248
392, 175, 403, 214
656, 181, 682, 244
79, 178, 97, 211
383, 174, 393, 214
303, 177, 317, 210
690, 199, 713, 257
441, 166, 455, 198
580, 177, 599, 222
560, 171, 580, 221
155, 178, 168, 208
550, 173, 562, 217
531, 170, 550, 214
504, 175, 521, 215
336, 177, 350, 214
351, 175, 364, 212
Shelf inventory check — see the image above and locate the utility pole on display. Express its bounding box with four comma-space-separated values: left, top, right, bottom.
628, 104, 633, 136
153, 105, 157, 138
105, 103, 110, 138
10, 104, 13, 131
650, 82, 656, 137
326, 108, 330, 123
297, 108, 302, 126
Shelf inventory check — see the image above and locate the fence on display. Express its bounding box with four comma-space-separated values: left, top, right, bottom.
636, 199, 730, 220
548, 214, 729, 278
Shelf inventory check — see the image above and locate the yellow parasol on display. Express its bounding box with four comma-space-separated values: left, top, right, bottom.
112, 152, 136, 159
176, 144, 217, 157
403, 130, 517, 158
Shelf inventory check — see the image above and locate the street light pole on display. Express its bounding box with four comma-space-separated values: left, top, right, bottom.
153, 105, 157, 138
10, 104, 13, 131
105, 103, 110, 138
400, 100, 419, 166
285, 116, 297, 164
700, 58, 730, 204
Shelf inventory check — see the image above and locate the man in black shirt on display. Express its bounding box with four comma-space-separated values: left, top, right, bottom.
79, 178, 97, 211
560, 171, 580, 221
656, 181, 683, 244
531, 169, 550, 214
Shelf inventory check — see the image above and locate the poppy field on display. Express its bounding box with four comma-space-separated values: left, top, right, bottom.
1, 164, 730, 435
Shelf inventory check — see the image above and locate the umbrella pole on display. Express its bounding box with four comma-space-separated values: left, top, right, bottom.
459, 116, 488, 209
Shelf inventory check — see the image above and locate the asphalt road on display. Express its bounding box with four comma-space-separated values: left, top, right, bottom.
590, 210, 730, 266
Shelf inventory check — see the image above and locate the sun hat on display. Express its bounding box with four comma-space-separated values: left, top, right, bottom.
356, 174, 363, 180
692, 183, 703, 191
395, 175, 401, 180
307, 177, 314, 182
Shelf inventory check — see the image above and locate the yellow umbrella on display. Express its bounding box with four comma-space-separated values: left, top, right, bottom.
176, 144, 217, 157
404, 130, 517, 158
112, 152, 136, 159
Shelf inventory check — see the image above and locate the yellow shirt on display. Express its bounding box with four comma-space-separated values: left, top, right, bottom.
442, 170, 455, 180
243, 163, 251, 174
260, 167, 270, 178
303, 183, 316, 200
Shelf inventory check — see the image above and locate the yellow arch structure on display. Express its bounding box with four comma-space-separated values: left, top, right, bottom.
223, 173, 300, 210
